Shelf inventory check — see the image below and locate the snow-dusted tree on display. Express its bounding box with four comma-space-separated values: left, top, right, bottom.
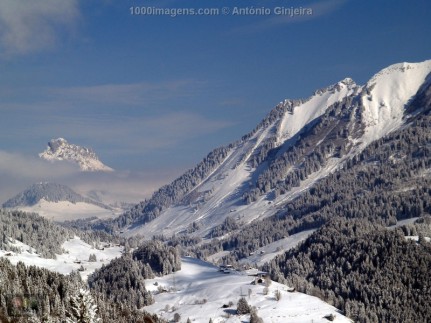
66, 288, 101, 323
236, 297, 250, 315
250, 306, 264, 323
274, 289, 282, 301
173, 312, 181, 322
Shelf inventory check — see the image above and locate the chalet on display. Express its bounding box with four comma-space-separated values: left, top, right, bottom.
246, 269, 269, 284
218, 264, 234, 273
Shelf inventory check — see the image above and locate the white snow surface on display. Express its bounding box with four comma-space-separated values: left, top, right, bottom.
0, 236, 123, 281
360, 60, 431, 145
144, 257, 351, 323
405, 235, 431, 243
387, 217, 420, 229
15, 198, 120, 221
208, 229, 315, 267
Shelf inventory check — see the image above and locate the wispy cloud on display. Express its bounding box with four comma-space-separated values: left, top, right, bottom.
234, 0, 348, 34
0, 0, 79, 56
0, 79, 233, 154
0, 150, 179, 204
0, 150, 79, 179
7, 112, 233, 153
48, 79, 206, 106
0, 150, 80, 203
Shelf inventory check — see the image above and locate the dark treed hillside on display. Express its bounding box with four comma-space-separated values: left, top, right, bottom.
88, 240, 181, 309
0, 258, 164, 323
263, 218, 431, 323
0, 209, 118, 258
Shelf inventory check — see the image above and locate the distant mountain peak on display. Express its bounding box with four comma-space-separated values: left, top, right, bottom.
39, 138, 114, 172
3, 182, 88, 207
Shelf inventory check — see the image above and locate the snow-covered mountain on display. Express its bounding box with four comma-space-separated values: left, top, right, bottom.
2, 182, 120, 221
39, 137, 114, 172
117, 60, 431, 238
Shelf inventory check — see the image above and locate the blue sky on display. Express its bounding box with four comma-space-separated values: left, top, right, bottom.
0, 0, 430, 200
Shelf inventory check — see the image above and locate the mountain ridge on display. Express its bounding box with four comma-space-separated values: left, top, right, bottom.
1, 182, 121, 221
112, 60, 431, 239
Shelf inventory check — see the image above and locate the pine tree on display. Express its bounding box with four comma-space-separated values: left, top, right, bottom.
66, 289, 101, 323
236, 297, 250, 315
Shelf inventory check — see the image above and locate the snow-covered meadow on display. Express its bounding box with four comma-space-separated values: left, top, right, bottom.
144, 257, 351, 323
0, 236, 123, 280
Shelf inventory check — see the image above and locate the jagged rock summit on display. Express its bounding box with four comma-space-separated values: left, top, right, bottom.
39, 138, 114, 172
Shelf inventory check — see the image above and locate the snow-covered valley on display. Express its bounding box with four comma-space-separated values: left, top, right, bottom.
0, 236, 123, 281
144, 257, 351, 323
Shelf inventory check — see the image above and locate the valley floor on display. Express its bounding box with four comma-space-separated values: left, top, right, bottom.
144, 257, 351, 323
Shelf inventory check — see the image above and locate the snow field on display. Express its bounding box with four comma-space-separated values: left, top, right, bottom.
361, 60, 431, 144
0, 236, 123, 281
144, 257, 351, 323
16, 198, 120, 221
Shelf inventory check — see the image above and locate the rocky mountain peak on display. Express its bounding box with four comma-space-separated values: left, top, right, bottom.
39, 138, 114, 172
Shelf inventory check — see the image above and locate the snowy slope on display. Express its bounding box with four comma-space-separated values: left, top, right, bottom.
144, 257, 351, 323
276, 78, 357, 145
125, 60, 431, 240
17, 198, 120, 221
207, 229, 315, 266
359, 60, 431, 145
126, 80, 358, 237
39, 138, 113, 172
0, 236, 123, 281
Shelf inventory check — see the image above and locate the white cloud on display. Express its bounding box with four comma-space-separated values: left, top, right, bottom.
0, 0, 79, 56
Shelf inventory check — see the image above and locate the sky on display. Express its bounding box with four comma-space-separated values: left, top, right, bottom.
0, 0, 430, 203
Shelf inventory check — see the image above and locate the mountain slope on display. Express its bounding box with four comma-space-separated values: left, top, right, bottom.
3, 182, 119, 221
39, 137, 114, 172
264, 218, 431, 322
190, 81, 431, 263
115, 60, 431, 238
